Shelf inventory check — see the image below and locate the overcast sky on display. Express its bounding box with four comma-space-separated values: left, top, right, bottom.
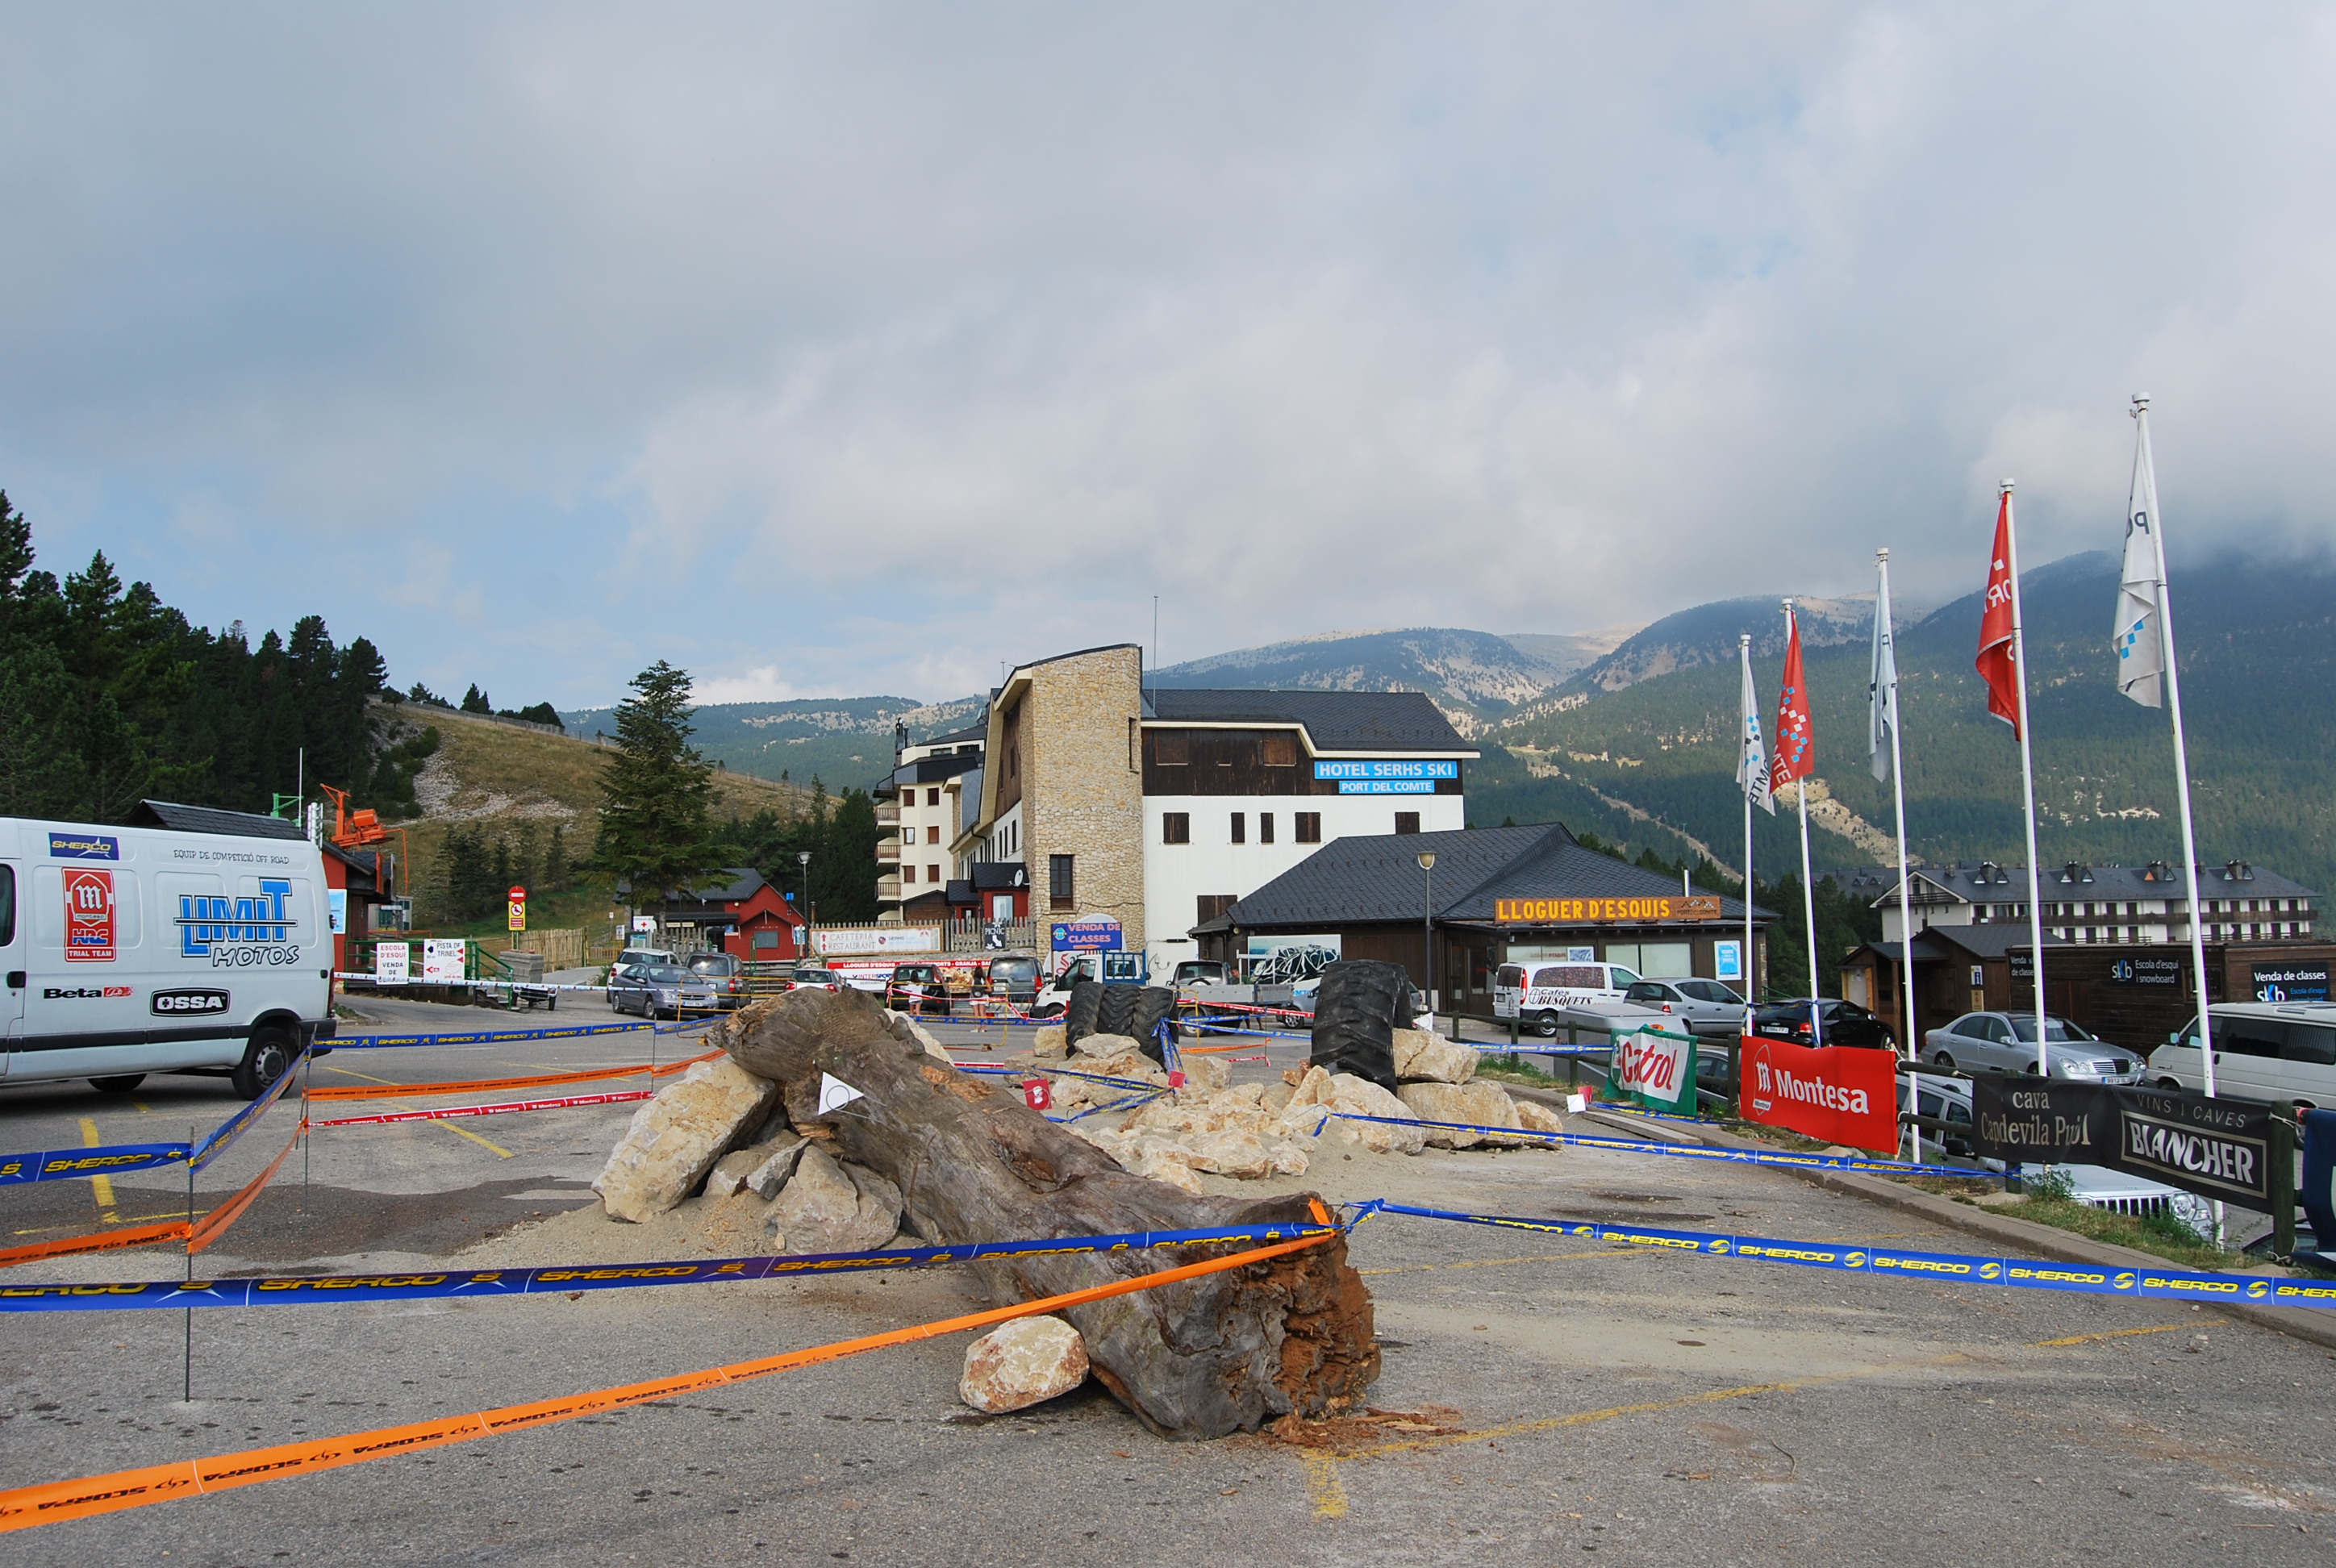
3, 4, 2331, 707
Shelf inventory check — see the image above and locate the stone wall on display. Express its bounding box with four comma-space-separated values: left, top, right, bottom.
1024, 646, 1146, 948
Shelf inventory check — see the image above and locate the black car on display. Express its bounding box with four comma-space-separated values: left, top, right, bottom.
887, 961, 953, 1016
1750, 998, 1896, 1049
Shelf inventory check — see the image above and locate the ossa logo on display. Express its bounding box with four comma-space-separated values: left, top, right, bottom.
152, 989, 232, 1015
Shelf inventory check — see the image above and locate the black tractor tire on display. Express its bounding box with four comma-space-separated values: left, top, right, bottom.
1095, 984, 1141, 1040
1063, 980, 1107, 1049
231, 1027, 298, 1100
1308, 961, 1408, 1093
1127, 986, 1178, 1064
90, 1074, 145, 1095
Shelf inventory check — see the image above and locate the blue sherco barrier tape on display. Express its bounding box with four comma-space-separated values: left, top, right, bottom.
328, 1023, 654, 1050
0, 1052, 306, 1186
1354, 1199, 2336, 1312
961, 1064, 1162, 1095
1324, 1111, 1996, 1182
189, 1050, 307, 1173
0, 1220, 1340, 1313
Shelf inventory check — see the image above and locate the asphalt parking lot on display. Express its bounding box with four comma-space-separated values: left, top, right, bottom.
1, 988, 2331, 1565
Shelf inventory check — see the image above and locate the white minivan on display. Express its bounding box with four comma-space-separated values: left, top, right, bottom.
1493, 961, 1641, 1037
1, 808, 336, 1099
2149, 1003, 2336, 1110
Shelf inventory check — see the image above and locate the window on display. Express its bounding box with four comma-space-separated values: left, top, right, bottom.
1295, 812, 1321, 844
1259, 812, 1274, 844
1230, 812, 1245, 844
927, 825, 941, 844
1049, 854, 1074, 908
902, 865, 916, 883
927, 865, 941, 884
1154, 731, 1189, 765
1197, 893, 1237, 925
1162, 813, 1191, 844
0, 862, 11, 945
1261, 734, 1297, 767
1394, 811, 1420, 835
928, 788, 941, 807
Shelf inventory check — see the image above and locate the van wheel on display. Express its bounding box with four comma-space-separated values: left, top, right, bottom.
1533, 1010, 1559, 1039
90, 1074, 145, 1095
232, 1028, 297, 1099
2157, 1077, 2182, 1090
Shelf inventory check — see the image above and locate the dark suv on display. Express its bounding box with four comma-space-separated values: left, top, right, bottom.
686, 950, 749, 1011
887, 961, 953, 1016
1749, 998, 1896, 1049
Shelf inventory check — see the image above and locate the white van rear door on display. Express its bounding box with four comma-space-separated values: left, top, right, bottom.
0, 860, 23, 1070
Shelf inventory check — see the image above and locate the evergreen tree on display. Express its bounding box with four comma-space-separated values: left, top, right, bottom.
543, 824, 570, 890
461, 684, 491, 714
594, 660, 719, 903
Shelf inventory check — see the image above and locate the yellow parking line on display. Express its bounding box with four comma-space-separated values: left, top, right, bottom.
78, 1120, 118, 1219
2030, 1322, 2197, 1348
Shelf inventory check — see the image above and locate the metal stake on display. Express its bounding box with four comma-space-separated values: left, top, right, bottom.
183, 1125, 195, 1403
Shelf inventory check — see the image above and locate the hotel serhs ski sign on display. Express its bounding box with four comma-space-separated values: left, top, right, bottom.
1493, 895, 1725, 924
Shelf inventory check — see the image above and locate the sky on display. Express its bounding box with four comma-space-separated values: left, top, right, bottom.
4, 3, 2333, 709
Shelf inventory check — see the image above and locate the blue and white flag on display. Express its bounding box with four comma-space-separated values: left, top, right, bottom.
2114, 421, 2167, 707
1739, 637, 1775, 815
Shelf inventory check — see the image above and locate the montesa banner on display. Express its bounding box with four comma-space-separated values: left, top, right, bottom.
1969, 1079, 2277, 1211
1738, 1036, 1899, 1154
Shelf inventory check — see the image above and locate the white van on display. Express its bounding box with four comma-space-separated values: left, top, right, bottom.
2149, 1003, 2336, 1110
1, 809, 336, 1099
1493, 961, 1641, 1037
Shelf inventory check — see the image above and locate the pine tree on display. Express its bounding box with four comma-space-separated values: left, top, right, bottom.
594, 660, 718, 905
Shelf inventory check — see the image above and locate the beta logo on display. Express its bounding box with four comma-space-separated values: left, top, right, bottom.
151, 988, 232, 1015
43, 986, 133, 1001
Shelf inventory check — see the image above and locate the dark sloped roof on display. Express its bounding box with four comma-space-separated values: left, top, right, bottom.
1848, 860, 2321, 905
1228, 823, 1770, 928
920, 722, 987, 746
1147, 690, 1474, 753
130, 800, 307, 840
970, 861, 1028, 891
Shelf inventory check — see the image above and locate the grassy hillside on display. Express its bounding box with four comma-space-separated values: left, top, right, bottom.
379, 706, 807, 924
1480, 550, 2336, 894
560, 694, 982, 791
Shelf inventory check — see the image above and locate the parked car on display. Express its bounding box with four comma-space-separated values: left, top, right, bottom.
887, 961, 953, 1015
986, 953, 1043, 1010
1494, 962, 1642, 1037
1168, 960, 1228, 989
1924, 1012, 2142, 1082
1624, 978, 1746, 1037
609, 962, 716, 1020
1749, 999, 1895, 1049
786, 962, 843, 992
607, 948, 678, 1003
2150, 1003, 2336, 1110
685, 951, 749, 1011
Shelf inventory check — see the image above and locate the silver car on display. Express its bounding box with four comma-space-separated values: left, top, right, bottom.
1623, 978, 1747, 1037
1923, 1012, 2143, 1082
610, 962, 719, 1021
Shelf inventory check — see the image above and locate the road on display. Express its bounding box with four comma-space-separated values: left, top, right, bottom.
0, 988, 2329, 1565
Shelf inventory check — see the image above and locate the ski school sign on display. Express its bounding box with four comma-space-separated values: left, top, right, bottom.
1739, 1035, 1900, 1154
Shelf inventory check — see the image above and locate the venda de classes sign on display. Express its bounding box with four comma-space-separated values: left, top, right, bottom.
1494, 895, 1725, 924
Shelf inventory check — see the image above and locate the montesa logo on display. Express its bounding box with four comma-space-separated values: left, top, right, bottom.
1752, 1049, 1870, 1113
42, 986, 132, 1001
152, 989, 232, 1015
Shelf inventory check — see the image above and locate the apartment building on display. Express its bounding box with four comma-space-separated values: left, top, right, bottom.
873, 723, 985, 924
950, 644, 1477, 972
1860, 859, 2320, 947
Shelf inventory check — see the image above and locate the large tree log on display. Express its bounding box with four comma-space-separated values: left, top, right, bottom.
713, 987, 1377, 1440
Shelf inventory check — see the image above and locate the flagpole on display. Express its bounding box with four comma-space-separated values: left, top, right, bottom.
2132, 395, 2216, 1099
2000, 482, 2050, 1074
1741, 634, 1757, 1027
1784, 599, 1822, 1042
1878, 548, 1919, 1161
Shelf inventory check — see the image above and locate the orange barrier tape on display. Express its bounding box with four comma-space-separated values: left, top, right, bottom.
186, 1125, 302, 1256
0, 1221, 192, 1271
307, 1049, 722, 1102
0, 1230, 1330, 1533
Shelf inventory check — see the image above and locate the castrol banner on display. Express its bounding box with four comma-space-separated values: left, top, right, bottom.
1739, 1035, 1899, 1153
1611, 1027, 1697, 1115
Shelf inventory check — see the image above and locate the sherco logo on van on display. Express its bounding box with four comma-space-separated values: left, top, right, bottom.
177, 878, 302, 967
152, 989, 232, 1015
48, 832, 120, 860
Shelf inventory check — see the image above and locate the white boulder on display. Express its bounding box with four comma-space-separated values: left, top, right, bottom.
1392, 1028, 1479, 1085
593, 1057, 781, 1224
960, 1316, 1090, 1414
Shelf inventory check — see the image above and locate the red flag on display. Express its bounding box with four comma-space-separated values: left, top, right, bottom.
1975, 492, 2022, 734
1770, 609, 1813, 790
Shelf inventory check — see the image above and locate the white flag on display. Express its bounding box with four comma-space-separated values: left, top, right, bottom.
1868, 568, 1900, 782
1738, 638, 1775, 815
2114, 420, 2167, 707
816, 1072, 865, 1115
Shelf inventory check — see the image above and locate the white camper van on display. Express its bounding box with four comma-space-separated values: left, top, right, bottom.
0, 807, 337, 1099
1491, 961, 1641, 1036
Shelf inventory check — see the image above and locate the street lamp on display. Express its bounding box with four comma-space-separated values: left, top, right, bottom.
798, 851, 812, 958
1417, 851, 1437, 1032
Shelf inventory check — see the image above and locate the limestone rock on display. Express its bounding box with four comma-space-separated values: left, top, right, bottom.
959, 1316, 1091, 1414
703, 1149, 760, 1199
1515, 1099, 1567, 1139
1032, 1024, 1068, 1059
744, 1136, 810, 1198
1175, 1055, 1230, 1093
1081, 1048, 1170, 1087
1280, 1069, 1423, 1155
1074, 1032, 1142, 1059
1397, 1081, 1523, 1149
1392, 1028, 1479, 1086
762, 1145, 903, 1254
1181, 1129, 1273, 1179
594, 1057, 782, 1223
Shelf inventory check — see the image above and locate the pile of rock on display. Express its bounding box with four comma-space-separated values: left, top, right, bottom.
1387, 1027, 1567, 1149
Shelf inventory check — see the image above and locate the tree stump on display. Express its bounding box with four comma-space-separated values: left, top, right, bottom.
714, 987, 1377, 1439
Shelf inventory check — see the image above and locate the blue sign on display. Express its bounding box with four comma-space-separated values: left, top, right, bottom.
1716, 940, 1743, 982
1050, 919, 1124, 953
48, 831, 119, 860
1335, 779, 1437, 795
1312, 759, 1459, 782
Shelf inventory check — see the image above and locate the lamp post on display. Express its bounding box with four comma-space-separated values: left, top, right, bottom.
1417, 850, 1437, 1033
798, 851, 812, 959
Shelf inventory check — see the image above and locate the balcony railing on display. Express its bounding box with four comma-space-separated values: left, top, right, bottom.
875, 875, 902, 902
875, 804, 900, 827
875, 839, 901, 864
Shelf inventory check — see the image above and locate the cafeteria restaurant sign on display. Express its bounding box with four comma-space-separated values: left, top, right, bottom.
1494, 895, 1725, 924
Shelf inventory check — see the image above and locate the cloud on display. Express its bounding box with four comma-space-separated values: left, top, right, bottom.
2, 3, 2332, 706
